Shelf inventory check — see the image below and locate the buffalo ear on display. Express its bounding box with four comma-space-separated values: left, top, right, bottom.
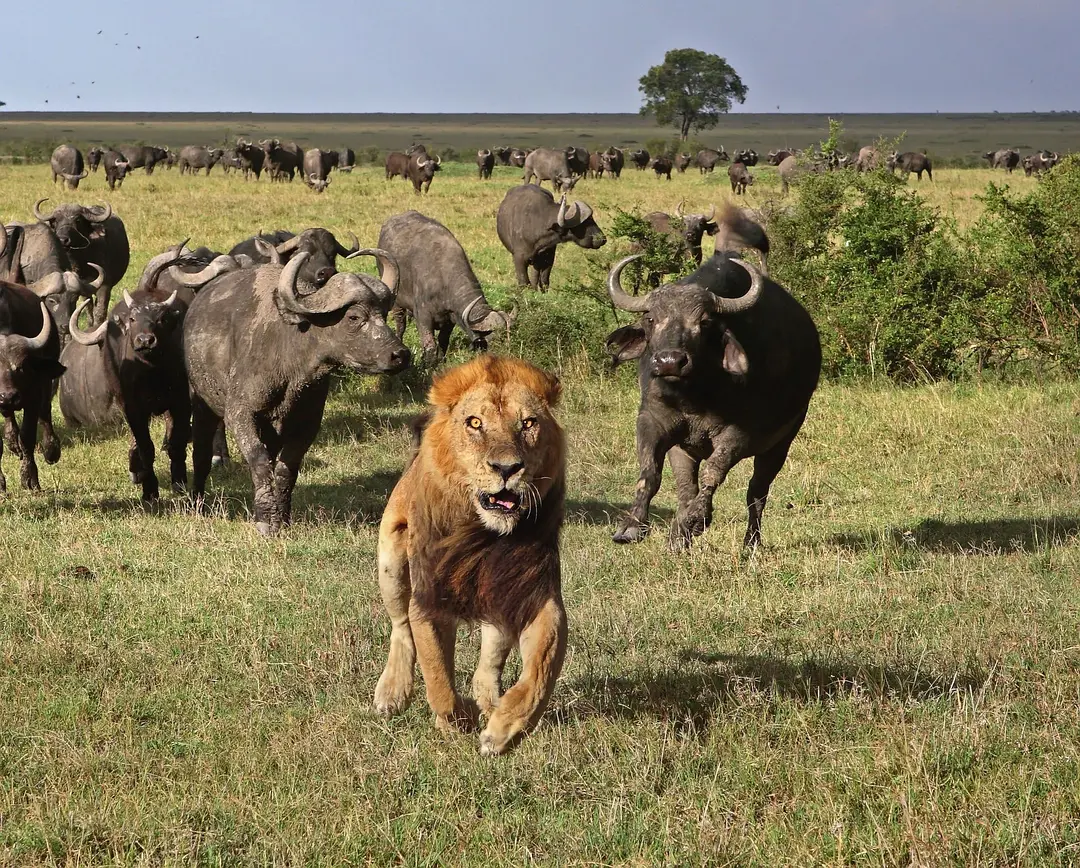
722, 330, 749, 376
605, 324, 647, 365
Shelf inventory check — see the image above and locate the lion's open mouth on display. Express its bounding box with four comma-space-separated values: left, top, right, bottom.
479, 489, 521, 514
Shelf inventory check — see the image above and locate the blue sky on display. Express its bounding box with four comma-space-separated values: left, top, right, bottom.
4, 0, 1077, 113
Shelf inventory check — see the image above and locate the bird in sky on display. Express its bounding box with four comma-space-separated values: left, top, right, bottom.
97, 30, 102, 34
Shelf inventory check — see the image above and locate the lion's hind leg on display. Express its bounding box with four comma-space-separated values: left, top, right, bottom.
374, 508, 416, 716
479, 596, 567, 757
472, 623, 515, 716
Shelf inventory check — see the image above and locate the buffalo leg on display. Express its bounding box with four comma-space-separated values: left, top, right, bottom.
17, 399, 41, 491
125, 408, 159, 502
669, 447, 701, 521
0, 426, 6, 492
744, 420, 803, 550
165, 409, 191, 493
3, 413, 21, 457
670, 434, 746, 550
191, 396, 220, 506
436, 324, 453, 361
231, 415, 277, 535
37, 385, 60, 465
532, 248, 556, 292
415, 317, 439, 366
273, 432, 317, 528
613, 431, 672, 544
512, 254, 531, 288
211, 421, 230, 468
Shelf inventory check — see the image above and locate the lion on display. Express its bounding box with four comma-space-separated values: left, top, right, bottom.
373, 355, 567, 756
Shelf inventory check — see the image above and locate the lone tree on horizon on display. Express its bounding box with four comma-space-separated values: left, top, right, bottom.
638, 49, 747, 141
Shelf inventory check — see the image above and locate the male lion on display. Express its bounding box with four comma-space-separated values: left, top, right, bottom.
374, 355, 567, 756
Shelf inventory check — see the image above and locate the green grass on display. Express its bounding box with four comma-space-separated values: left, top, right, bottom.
1, 161, 1079, 865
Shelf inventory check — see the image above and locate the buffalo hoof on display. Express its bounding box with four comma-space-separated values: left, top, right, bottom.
669, 511, 707, 551
41, 440, 61, 465
612, 519, 649, 544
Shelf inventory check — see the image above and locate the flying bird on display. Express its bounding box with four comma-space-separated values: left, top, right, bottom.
137, 45, 141, 49
97, 30, 102, 34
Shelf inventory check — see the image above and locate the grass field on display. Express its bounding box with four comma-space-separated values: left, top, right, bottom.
1, 159, 1079, 865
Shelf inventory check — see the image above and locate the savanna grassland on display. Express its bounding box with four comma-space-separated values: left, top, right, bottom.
0, 150, 1079, 866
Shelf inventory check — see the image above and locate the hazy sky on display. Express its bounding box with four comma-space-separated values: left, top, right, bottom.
5, 0, 1078, 114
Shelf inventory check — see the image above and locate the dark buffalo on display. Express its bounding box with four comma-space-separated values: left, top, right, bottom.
379, 212, 514, 363
493, 146, 514, 166
603, 207, 820, 550
303, 149, 336, 193
235, 139, 266, 180
183, 250, 410, 536
477, 149, 495, 180
385, 151, 410, 180
696, 147, 729, 174
733, 149, 759, 167
0, 280, 64, 491
497, 185, 606, 291
983, 149, 1020, 173
674, 152, 693, 173
644, 202, 719, 267
32, 198, 130, 325
229, 228, 360, 288
728, 162, 753, 195
119, 145, 169, 175
565, 145, 590, 176
218, 148, 243, 174
601, 147, 625, 178
338, 148, 356, 173
66, 250, 236, 501
629, 148, 650, 171
650, 156, 673, 180
887, 151, 933, 181
102, 150, 131, 190
87, 147, 104, 173
177, 145, 225, 175
406, 150, 441, 194
50, 145, 88, 190
1023, 151, 1060, 175
509, 148, 528, 168
523, 148, 577, 194
260, 139, 303, 182
767, 149, 794, 166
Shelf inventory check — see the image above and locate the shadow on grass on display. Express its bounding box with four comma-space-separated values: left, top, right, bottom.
829, 515, 1080, 554
565, 498, 674, 527
566, 650, 987, 730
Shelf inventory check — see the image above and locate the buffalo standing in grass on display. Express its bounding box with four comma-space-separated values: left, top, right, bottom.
650, 156, 673, 180
629, 148, 650, 170
604, 206, 820, 550
407, 150, 441, 194
767, 149, 794, 166
119, 145, 169, 175
50, 145, 88, 190
378, 211, 514, 363
602, 147, 625, 178
303, 149, 336, 193
588, 151, 604, 178
696, 147, 729, 173
338, 148, 356, 173
523, 148, 577, 194
102, 150, 131, 190
983, 149, 1020, 173
733, 149, 759, 167
509, 148, 528, 168
1023, 151, 1059, 175
887, 151, 933, 181
0, 280, 64, 492
178, 145, 226, 176
261, 139, 303, 182
87, 147, 104, 173
565, 146, 590, 176
183, 251, 410, 536
235, 139, 266, 180
493, 146, 513, 166
497, 185, 606, 291
854, 146, 878, 172
674, 153, 693, 173
229, 228, 360, 288
641, 202, 719, 271
477, 149, 495, 179
385, 151, 410, 180
728, 162, 753, 195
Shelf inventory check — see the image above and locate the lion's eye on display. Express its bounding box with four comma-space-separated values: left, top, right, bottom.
522, 418, 537, 430
466, 416, 483, 430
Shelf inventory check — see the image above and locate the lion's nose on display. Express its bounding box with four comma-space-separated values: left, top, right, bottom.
489, 459, 524, 482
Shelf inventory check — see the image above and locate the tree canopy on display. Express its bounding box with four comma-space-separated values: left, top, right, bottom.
638, 49, 747, 141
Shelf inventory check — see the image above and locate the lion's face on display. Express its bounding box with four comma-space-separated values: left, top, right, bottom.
428, 357, 564, 536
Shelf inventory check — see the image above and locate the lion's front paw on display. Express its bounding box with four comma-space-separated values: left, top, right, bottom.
434, 697, 480, 733
613, 517, 649, 544
374, 667, 414, 717
478, 715, 523, 757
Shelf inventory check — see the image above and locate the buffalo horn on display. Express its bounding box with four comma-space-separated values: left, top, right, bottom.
707, 257, 764, 315
63, 171, 89, 181
123, 288, 135, 308
33, 197, 54, 222
704, 203, 716, 223
275, 234, 302, 255
556, 195, 568, 228
607, 254, 651, 312
254, 238, 281, 264
675, 199, 685, 218
21, 302, 53, 351
461, 295, 484, 326
347, 247, 399, 298
417, 157, 430, 168
88, 202, 112, 222
167, 255, 240, 287
68, 298, 107, 346
0, 221, 6, 258
335, 231, 360, 258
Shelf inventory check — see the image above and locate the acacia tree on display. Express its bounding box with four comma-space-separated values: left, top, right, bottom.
638, 49, 747, 141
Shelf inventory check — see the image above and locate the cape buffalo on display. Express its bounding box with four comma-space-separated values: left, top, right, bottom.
1023, 151, 1059, 175
509, 148, 528, 168
87, 147, 104, 173
588, 151, 604, 178
50, 145, 88, 190
983, 149, 1020, 173
477, 149, 495, 180
303, 149, 336, 192
496, 185, 606, 291
887, 151, 933, 181
338, 148, 356, 173
0, 281, 64, 491
729, 162, 753, 195
696, 148, 729, 174
674, 153, 692, 173
102, 150, 131, 190
649, 156, 673, 180
183, 251, 411, 536
229, 228, 360, 288
733, 149, 759, 167
767, 149, 794, 166
218, 149, 243, 174
177, 145, 223, 176
565, 146, 590, 176
643, 202, 719, 268
854, 146, 878, 172
407, 150, 441, 194
604, 207, 820, 550
523, 148, 577, 194
602, 147, 625, 178
236, 139, 265, 180
385, 151, 410, 180
778, 155, 799, 195
261, 139, 302, 182
378, 211, 514, 363
119, 145, 169, 175
493, 146, 514, 166
32, 198, 130, 325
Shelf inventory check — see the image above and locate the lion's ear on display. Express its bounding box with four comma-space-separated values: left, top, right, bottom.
541, 372, 561, 407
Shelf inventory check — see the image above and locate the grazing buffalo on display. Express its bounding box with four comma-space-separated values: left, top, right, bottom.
303, 149, 336, 192
644, 202, 719, 267
887, 151, 933, 181
0, 280, 65, 491
177, 145, 225, 175
406, 150, 441, 194
477, 149, 495, 179
602, 147, 625, 178
496, 185, 606, 291
119, 145, 169, 175
1023, 151, 1060, 175
184, 251, 411, 536
493, 146, 514, 166
385, 151, 410, 180
261, 139, 303, 182
523, 148, 577, 194
235, 139, 266, 180
338, 148, 356, 172
604, 206, 820, 550
66, 251, 237, 501
733, 149, 759, 167
229, 228, 360, 288
509, 148, 528, 168
728, 162, 753, 195
650, 156, 674, 180
565, 146, 590, 176
50, 145, 88, 190
102, 150, 131, 190
674, 153, 693, 173
32, 198, 130, 325
87, 147, 104, 173
696, 148, 729, 174
378, 211, 515, 363
983, 149, 1020, 173
767, 149, 794, 166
